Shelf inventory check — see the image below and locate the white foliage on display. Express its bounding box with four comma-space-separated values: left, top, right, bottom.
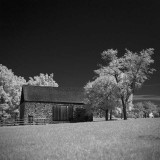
0, 64, 26, 110
28, 73, 58, 87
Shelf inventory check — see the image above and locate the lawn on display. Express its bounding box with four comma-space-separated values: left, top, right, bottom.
0, 118, 160, 160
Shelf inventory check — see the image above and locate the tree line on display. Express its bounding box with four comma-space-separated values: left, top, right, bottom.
132, 101, 160, 118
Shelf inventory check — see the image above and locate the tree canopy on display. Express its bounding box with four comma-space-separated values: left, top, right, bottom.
87, 48, 155, 120
28, 73, 58, 87
84, 75, 120, 120
0, 64, 26, 112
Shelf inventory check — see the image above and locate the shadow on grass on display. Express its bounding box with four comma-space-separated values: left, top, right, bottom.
138, 135, 160, 141
93, 118, 119, 122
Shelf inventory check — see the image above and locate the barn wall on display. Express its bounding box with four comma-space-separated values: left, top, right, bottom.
23, 102, 53, 123
22, 102, 85, 123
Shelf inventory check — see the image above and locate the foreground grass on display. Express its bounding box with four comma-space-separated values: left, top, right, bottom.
0, 118, 160, 160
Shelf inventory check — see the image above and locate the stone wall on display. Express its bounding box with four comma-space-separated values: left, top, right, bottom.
22, 102, 85, 123
21, 102, 92, 123
23, 102, 53, 123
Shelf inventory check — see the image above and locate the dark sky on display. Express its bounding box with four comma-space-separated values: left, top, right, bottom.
0, 0, 160, 103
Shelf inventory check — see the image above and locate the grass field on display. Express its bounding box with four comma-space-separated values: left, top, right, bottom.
0, 118, 160, 160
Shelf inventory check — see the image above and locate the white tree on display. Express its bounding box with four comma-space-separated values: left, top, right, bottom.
28, 73, 58, 87
84, 76, 119, 120
95, 48, 155, 120
0, 64, 26, 114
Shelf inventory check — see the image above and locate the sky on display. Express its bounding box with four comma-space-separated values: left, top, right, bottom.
0, 0, 160, 104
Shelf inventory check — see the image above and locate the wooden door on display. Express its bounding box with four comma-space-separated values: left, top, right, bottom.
53, 105, 73, 121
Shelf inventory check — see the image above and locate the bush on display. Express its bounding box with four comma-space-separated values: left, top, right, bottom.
73, 108, 93, 122
127, 113, 137, 118
153, 112, 159, 118
85, 112, 93, 121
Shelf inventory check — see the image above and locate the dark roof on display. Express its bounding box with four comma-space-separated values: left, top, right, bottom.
21, 85, 85, 104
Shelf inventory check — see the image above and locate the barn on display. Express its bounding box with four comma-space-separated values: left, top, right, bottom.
20, 85, 93, 124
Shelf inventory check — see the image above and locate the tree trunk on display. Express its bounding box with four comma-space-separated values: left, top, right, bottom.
121, 97, 127, 120
105, 109, 109, 121
110, 110, 112, 120
123, 106, 127, 120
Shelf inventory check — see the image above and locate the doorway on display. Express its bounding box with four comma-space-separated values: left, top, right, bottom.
52, 105, 73, 121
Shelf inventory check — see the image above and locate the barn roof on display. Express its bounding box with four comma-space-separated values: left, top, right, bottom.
20, 85, 85, 104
